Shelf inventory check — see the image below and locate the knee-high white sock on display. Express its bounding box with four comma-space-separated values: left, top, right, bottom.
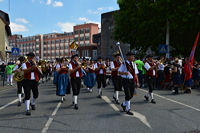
74, 96, 78, 104
31, 97, 36, 105
61, 96, 64, 101
25, 100, 30, 111
126, 100, 130, 111
116, 91, 119, 100
18, 94, 21, 102
98, 88, 102, 95
22, 87, 24, 94
150, 93, 154, 100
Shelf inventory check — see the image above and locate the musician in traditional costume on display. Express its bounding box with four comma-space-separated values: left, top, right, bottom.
105, 58, 111, 85
94, 56, 107, 98
84, 60, 96, 92
22, 52, 40, 116
172, 60, 182, 95
68, 54, 83, 110
56, 57, 70, 103
12, 56, 25, 106
144, 54, 158, 104
46, 61, 53, 81
118, 52, 139, 115
183, 57, 193, 93
110, 53, 122, 104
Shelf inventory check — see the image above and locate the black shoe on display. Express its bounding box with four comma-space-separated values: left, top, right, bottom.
25, 110, 31, 116
31, 104, 36, 110
74, 104, 79, 110
61, 100, 64, 103
116, 100, 120, 105
17, 101, 21, 106
113, 96, 116, 102
21, 93, 24, 97
184, 89, 191, 93
72, 101, 74, 105
172, 92, 179, 95
151, 99, 156, 104
23, 99, 25, 103
126, 110, 134, 115
144, 95, 149, 101
97, 95, 102, 98
121, 103, 126, 112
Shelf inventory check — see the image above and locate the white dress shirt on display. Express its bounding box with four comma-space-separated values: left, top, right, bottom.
118, 60, 139, 79
94, 62, 104, 74
22, 62, 35, 80
68, 62, 80, 77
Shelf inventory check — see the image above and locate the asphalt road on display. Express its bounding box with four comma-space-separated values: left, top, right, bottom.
0, 78, 200, 133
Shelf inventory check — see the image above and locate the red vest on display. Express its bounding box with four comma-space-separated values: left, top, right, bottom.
24, 62, 39, 81
88, 65, 95, 73
58, 64, 68, 74
95, 62, 106, 75
111, 60, 120, 77
70, 62, 83, 78
146, 62, 155, 76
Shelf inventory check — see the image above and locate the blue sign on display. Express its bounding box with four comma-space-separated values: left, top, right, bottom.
11, 48, 20, 55
159, 45, 168, 53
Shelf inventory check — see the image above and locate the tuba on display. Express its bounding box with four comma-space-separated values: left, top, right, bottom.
13, 56, 28, 82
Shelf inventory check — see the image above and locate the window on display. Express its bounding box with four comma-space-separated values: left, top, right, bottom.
80, 29, 84, 34
44, 53, 46, 56
74, 30, 79, 34
75, 37, 79, 41
80, 37, 84, 41
65, 45, 68, 49
44, 47, 46, 50
60, 39, 64, 43
65, 38, 69, 43
44, 42, 47, 45
85, 28, 90, 33
56, 46, 59, 50
52, 40, 55, 44
52, 46, 54, 50
48, 47, 51, 50
48, 41, 51, 44
52, 52, 54, 56
30, 43, 32, 46
56, 40, 59, 44
85, 36, 90, 40
56, 52, 59, 56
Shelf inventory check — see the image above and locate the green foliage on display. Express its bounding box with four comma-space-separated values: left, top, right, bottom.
114, 0, 200, 59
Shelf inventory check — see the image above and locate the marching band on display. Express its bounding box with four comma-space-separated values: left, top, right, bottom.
10, 49, 200, 116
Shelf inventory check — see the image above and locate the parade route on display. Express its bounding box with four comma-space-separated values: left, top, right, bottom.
0, 80, 200, 133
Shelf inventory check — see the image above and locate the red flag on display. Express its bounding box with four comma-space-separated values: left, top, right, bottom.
189, 32, 200, 65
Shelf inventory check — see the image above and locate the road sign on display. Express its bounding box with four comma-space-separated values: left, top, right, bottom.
11, 48, 20, 55
158, 45, 168, 53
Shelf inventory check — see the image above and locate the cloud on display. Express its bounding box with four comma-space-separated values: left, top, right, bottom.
10, 22, 28, 32
15, 18, 29, 24
0, 0, 4, 2
78, 17, 89, 21
57, 22, 75, 32
53, 1, 63, 7
108, 7, 114, 10
97, 7, 103, 11
87, 10, 99, 14
46, 0, 51, 5
53, 30, 58, 33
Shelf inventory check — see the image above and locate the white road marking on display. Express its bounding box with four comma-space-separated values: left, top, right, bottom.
0, 99, 18, 110
138, 88, 200, 112
41, 102, 62, 133
101, 96, 152, 129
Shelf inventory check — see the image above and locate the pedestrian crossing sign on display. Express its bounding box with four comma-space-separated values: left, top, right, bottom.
158, 45, 168, 53
11, 48, 20, 55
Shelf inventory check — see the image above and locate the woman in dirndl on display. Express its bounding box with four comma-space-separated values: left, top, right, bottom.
53, 58, 60, 85
172, 60, 182, 95
56, 57, 70, 102
84, 60, 96, 92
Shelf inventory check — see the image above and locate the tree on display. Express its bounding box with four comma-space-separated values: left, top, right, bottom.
114, 0, 200, 59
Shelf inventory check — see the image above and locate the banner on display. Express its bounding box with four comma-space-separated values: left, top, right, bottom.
189, 32, 200, 65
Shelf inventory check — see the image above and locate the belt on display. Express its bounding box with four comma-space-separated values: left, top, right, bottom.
122, 78, 134, 80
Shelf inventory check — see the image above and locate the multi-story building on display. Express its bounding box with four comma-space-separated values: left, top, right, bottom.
0, 10, 12, 62
9, 23, 99, 61
97, 11, 130, 60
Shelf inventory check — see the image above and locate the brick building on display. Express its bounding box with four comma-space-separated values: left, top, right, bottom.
9, 23, 99, 61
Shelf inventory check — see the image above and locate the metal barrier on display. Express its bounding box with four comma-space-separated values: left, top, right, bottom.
0, 72, 5, 86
